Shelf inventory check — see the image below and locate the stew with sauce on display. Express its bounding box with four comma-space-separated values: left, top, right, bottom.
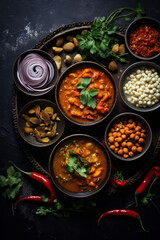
52, 139, 107, 193
58, 67, 114, 123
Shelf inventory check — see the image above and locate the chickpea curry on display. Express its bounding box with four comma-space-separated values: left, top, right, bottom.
58, 67, 115, 123
52, 139, 107, 193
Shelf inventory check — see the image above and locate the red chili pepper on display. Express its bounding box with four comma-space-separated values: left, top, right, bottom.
97, 209, 148, 232
10, 161, 56, 203
109, 175, 126, 188
16, 196, 44, 204
135, 166, 160, 206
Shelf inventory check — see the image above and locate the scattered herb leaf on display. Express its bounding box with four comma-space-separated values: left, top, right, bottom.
0, 166, 23, 215
36, 197, 96, 217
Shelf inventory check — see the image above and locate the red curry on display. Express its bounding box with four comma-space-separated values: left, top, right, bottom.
129, 25, 160, 58
58, 67, 114, 123
53, 139, 107, 193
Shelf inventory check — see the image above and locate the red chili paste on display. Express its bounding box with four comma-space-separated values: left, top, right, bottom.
129, 25, 160, 57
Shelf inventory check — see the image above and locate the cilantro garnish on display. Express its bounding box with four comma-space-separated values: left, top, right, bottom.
66, 150, 89, 178
0, 166, 23, 215
76, 4, 145, 66
36, 197, 96, 217
76, 77, 98, 109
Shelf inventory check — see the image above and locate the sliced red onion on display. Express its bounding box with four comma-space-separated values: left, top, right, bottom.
17, 53, 55, 92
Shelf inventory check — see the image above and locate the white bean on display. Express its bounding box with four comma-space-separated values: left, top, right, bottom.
123, 67, 160, 108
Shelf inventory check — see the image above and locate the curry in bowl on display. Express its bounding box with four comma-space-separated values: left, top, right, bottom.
49, 134, 111, 197
56, 61, 117, 125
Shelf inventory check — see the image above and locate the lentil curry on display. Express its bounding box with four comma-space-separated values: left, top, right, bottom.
58, 67, 115, 123
52, 138, 107, 193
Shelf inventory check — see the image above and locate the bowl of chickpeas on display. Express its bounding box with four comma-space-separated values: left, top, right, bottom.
104, 112, 152, 161
119, 61, 160, 112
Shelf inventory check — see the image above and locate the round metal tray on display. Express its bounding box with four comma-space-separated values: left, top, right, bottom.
11, 21, 160, 195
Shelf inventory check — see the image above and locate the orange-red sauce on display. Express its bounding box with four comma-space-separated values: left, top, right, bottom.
58, 67, 114, 123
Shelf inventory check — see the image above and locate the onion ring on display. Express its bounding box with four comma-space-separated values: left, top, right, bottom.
17, 53, 54, 92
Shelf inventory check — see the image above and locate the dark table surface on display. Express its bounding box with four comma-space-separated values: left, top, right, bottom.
1, 0, 160, 240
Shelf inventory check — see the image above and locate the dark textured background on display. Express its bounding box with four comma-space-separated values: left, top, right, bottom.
1, 0, 160, 239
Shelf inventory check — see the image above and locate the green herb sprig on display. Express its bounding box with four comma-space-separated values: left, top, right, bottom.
36, 197, 96, 217
76, 77, 98, 109
66, 150, 90, 178
0, 166, 23, 215
76, 3, 145, 66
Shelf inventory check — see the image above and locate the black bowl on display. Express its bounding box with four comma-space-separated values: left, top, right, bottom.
104, 112, 152, 162
55, 61, 118, 126
125, 17, 160, 60
13, 49, 58, 96
18, 99, 65, 147
119, 61, 160, 112
49, 134, 111, 198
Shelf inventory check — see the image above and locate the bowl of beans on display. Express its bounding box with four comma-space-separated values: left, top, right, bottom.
119, 61, 160, 112
125, 17, 160, 60
104, 112, 152, 161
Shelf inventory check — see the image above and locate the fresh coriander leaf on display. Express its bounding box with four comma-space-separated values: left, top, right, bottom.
80, 78, 91, 88
36, 206, 54, 216
7, 166, 16, 177
90, 44, 98, 54
41, 195, 49, 202
0, 165, 23, 215
87, 96, 97, 109
66, 152, 89, 178
7, 173, 22, 188
8, 182, 23, 199
0, 175, 8, 187
89, 88, 98, 97
77, 78, 98, 109
99, 16, 106, 22
66, 154, 78, 174
76, 83, 85, 90
80, 90, 88, 105
76, 78, 91, 89
106, 24, 117, 35
76, 166, 87, 178
55, 200, 64, 211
